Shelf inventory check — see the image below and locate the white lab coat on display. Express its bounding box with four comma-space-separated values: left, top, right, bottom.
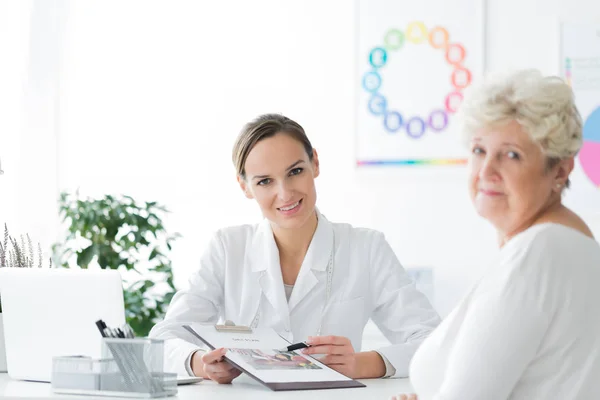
149, 211, 440, 378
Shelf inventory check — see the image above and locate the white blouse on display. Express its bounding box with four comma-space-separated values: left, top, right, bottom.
410, 223, 600, 400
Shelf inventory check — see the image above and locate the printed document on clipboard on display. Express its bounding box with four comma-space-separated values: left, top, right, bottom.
182, 324, 366, 391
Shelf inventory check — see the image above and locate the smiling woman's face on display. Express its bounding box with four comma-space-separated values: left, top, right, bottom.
468, 120, 564, 236
239, 132, 319, 231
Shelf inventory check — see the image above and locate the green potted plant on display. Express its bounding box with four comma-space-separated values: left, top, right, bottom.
53, 192, 180, 337
0, 225, 50, 372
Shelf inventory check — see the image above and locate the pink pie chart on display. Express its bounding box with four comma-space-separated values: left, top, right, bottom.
580, 107, 600, 187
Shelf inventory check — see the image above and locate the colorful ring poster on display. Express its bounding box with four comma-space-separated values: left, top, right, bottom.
356, 0, 485, 167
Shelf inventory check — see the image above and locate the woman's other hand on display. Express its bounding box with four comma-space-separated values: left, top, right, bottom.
303, 335, 358, 377
302, 335, 386, 378
191, 348, 241, 384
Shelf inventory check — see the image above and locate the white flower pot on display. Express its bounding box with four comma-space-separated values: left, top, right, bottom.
0, 313, 7, 372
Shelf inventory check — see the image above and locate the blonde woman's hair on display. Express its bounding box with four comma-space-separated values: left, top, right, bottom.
458, 69, 583, 184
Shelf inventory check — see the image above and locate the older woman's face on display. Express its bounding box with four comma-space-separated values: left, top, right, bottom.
468, 120, 558, 235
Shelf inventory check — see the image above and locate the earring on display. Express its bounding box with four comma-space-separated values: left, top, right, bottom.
555, 183, 562, 191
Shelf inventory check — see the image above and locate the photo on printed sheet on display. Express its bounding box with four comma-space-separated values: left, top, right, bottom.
227, 349, 322, 371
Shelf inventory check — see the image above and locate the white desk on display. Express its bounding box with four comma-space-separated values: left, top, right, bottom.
0, 373, 413, 400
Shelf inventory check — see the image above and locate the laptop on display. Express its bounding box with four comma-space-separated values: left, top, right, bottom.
0, 268, 126, 382
0, 268, 204, 386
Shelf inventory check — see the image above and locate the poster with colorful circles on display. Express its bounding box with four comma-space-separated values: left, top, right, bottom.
356, 0, 484, 168
560, 23, 600, 214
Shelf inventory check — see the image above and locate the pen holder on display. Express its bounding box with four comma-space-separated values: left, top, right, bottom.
51, 338, 177, 398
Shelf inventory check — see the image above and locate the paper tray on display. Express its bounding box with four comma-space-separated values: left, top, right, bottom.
51, 338, 177, 398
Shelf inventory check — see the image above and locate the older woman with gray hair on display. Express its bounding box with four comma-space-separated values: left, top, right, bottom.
394, 70, 600, 400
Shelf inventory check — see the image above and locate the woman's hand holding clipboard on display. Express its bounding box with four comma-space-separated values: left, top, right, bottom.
191, 348, 242, 384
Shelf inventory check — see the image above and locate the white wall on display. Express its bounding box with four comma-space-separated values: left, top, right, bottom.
0, 0, 33, 240
0, 0, 67, 261
486, 0, 600, 75
3, 0, 599, 320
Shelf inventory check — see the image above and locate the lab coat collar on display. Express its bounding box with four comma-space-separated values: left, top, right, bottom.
248, 209, 335, 314
249, 209, 334, 273
297, 209, 334, 272
288, 210, 335, 311
248, 224, 288, 327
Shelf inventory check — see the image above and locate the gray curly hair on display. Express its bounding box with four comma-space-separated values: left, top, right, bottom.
457, 69, 583, 187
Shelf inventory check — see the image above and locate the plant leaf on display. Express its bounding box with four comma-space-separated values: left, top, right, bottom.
77, 245, 96, 268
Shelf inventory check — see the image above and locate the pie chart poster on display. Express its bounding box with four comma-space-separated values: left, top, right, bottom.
356, 0, 485, 167
561, 23, 600, 214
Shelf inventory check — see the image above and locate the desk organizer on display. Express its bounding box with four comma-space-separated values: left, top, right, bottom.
51, 338, 177, 398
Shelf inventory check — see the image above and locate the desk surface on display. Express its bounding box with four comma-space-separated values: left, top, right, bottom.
0, 373, 413, 400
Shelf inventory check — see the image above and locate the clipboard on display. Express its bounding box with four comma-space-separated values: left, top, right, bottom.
183, 324, 366, 391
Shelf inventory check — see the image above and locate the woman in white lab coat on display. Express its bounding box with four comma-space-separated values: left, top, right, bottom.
149, 113, 440, 383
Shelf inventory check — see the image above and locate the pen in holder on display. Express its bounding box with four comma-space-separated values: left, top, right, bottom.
52, 337, 177, 398
102, 337, 164, 394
